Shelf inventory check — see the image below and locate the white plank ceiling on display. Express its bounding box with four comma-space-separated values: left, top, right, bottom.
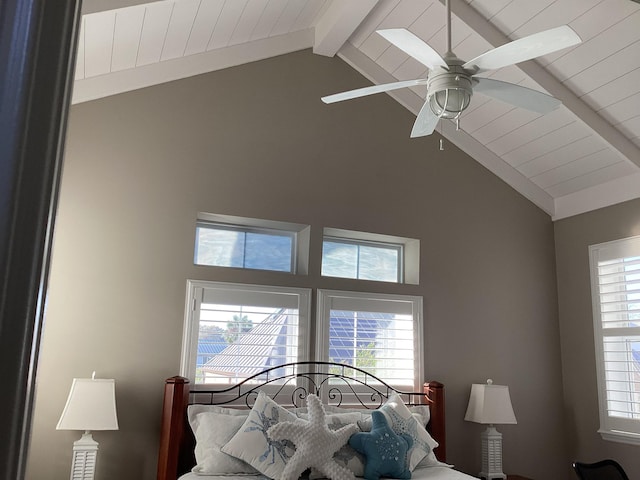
73, 0, 640, 220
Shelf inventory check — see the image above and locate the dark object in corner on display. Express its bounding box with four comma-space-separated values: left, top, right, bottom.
572, 459, 629, 480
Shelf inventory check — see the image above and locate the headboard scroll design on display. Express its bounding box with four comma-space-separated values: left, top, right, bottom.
190, 362, 432, 409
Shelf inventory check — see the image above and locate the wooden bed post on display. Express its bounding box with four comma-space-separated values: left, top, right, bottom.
425, 381, 446, 463
157, 376, 190, 480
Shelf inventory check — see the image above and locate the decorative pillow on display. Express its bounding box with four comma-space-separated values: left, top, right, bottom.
297, 412, 366, 478
358, 393, 437, 470
349, 410, 413, 480
187, 406, 258, 476
221, 392, 298, 479
268, 394, 358, 480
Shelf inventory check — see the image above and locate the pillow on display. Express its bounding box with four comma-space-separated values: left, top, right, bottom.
221, 392, 298, 479
358, 393, 437, 470
408, 405, 430, 425
187, 407, 258, 476
348, 410, 412, 480
267, 394, 358, 480
415, 453, 454, 469
297, 412, 366, 478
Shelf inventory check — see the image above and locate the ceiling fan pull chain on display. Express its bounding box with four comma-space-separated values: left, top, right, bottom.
445, 0, 452, 55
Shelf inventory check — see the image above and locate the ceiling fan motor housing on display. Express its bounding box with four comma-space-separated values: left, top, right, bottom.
427, 61, 473, 119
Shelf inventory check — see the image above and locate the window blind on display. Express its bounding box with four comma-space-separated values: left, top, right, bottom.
182, 281, 311, 385
317, 290, 423, 390
590, 236, 640, 440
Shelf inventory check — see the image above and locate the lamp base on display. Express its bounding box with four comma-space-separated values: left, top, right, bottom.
478, 425, 506, 480
70, 432, 99, 480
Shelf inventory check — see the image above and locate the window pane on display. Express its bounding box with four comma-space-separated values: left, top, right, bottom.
195, 225, 294, 273
328, 309, 415, 386
598, 256, 640, 328
590, 237, 640, 440
359, 245, 399, 282
603, 336, 640, 419
197, 303, 299, 384
195, 227, 244, 268
245, 232, 292, 272
322, 241, 358, 278
322, 239, 401, 282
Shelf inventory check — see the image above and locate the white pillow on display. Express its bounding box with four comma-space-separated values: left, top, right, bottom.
297, 412, 365, 477
221, 392, 298, 479
187, 405, 258, 476
267, 394, 358, 480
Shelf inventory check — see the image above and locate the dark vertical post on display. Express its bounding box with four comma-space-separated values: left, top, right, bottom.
0, 0, 81, 478
425, 381, 446, 462
157, 377, 191, 480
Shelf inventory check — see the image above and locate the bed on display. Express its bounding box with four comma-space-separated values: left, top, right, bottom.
157, 361, 474, 480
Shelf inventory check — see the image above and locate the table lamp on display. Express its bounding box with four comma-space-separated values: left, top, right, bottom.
56, 372, 119, 480
464, 379, 517, 480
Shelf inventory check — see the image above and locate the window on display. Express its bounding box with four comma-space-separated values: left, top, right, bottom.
181, 282, 424, 392
181, 281, 311, 386
194, 213, 310, 274
589, 235, 640, 444
322, 238, 402, 282
321, 228, 420, 284
316, 289, 424, 390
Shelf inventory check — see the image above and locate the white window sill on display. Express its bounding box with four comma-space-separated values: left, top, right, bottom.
599, 429, 640, 446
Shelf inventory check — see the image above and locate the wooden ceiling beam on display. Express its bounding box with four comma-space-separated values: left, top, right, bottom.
314, 0, 379, 57
446, 0, 640, 169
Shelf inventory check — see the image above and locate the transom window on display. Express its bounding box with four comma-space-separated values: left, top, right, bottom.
321, 228, 420, 285
322, 237, 402, 283
194, 213, 310, 274
196, 223, 295, 272
589, 235, 640, 444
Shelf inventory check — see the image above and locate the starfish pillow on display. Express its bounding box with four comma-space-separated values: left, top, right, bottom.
267, 394, 358, 480
349, 410, 413, 480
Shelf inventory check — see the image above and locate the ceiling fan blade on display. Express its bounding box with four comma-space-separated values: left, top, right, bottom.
377, 28, 448, 71
473, 78, 561, 114
411, 101, 439, 138
321, 79, 428, 104
463, 25, 581, 74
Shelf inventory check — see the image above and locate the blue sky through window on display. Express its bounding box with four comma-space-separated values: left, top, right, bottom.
195, 225, 293, 272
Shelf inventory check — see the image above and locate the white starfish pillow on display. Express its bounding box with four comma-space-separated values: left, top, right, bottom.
268, 394, 358, 480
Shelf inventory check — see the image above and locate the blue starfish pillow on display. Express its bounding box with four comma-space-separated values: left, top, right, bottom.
348, 410, 413, 480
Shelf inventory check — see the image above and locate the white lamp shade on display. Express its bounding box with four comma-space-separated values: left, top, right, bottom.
464, 380, 517, 425
56, 378, 119, 431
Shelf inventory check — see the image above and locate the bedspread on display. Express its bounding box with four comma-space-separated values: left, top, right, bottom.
178, 466, 477, 480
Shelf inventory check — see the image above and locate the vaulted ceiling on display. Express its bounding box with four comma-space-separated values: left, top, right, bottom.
74, 0, 640, 220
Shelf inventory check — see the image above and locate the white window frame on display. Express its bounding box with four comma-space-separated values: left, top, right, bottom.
322, 228, 419, 285
589, 235, 640, 445
195, 213, 310, 274
316, 289, 424, 392
181, 280, 312, 391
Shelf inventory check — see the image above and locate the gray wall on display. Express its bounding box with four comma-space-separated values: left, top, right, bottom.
555, 197, 640, 480
26, 49, 565, 479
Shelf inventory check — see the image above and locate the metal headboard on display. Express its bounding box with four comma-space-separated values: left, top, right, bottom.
189, 361, 433, 408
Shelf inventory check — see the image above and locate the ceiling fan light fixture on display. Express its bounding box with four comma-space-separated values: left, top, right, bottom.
429, 88, 472, 119
427, 69, 473, 119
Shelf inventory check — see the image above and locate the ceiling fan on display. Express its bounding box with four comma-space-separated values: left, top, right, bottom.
321, 0, 582, 138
